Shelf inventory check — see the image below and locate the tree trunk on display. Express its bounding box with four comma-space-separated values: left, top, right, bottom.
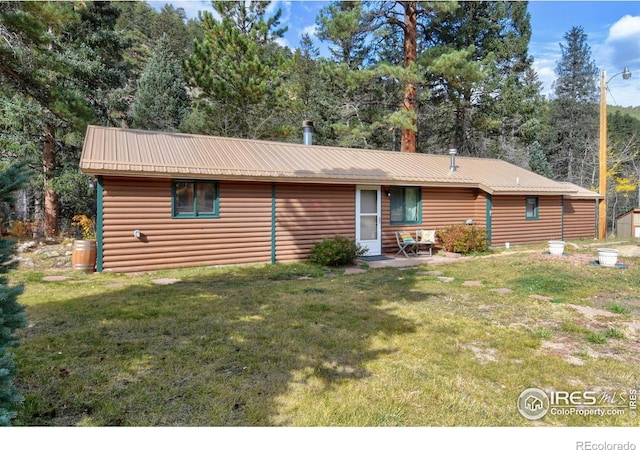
43, 122, 58, 238
400, 1, 417, 153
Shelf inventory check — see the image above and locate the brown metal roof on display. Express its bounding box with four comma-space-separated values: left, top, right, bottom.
80, 125, 602, 197
558, 182, 603, 199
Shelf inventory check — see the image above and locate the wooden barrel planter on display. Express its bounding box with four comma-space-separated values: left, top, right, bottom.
72, 239, 97, 273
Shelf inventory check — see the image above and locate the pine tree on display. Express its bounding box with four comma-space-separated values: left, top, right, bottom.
1, 1, 130, 236
316, 1, 371, 69
183, 1, 290, 139
425, 1, 538, 157
527, 141, 553, 178
317, 1, 456, 153
0, 161, 29, 426
547, 26, 599, 186
131, 34, 189, 132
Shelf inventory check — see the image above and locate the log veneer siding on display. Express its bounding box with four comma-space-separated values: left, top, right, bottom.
101, 177, 356, 272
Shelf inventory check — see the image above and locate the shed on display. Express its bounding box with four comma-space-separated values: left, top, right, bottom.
615, 208, 640, 238
80, 126, 602, 272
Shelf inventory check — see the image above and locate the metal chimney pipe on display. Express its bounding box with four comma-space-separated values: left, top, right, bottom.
303, 120, 313, 145
449, 148, 457, 171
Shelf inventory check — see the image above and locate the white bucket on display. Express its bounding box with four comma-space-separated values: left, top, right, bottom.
548, 241, 565, 255
597, 248, 618, 267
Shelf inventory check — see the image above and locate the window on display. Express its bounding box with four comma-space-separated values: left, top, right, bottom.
172, 180, 219, 218
390, 187, 421, 224
525, 197, 539, 220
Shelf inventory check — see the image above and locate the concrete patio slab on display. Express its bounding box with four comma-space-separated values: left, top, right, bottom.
491, 288, 513, 294
568, 304, 617, 318
42, 276, 72, 282
358, 255, 433, 268
530, 294, 554, 301
151, 278, 181, 285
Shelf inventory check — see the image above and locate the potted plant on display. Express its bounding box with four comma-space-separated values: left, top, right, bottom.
71, 214, 97, 272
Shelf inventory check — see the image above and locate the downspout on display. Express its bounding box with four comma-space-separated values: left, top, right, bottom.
96, 176, 104, 272
271, 182, 276, 264
561, 197, 565, 241
594, 199, 599, 238
485, 194, 492, 246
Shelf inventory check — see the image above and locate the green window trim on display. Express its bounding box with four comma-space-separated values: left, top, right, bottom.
172, 180, 220, 218
390, 186, 422, 225
525, 196, 539, 220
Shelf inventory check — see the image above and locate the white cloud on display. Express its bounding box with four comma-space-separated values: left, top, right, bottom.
605, 15, 640, 70
532, 60, 556, 99
269, 1, 292, 24
608, 14, 640, 40
148, 1, 214, 20
302, 24, 317, 37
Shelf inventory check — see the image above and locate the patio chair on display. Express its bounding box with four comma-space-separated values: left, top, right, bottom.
395, 231, 417, 258
415, 229, 435, 256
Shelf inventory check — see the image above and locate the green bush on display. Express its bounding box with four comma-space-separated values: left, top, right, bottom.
309, 236, 367, 266
436, 224, 488, 254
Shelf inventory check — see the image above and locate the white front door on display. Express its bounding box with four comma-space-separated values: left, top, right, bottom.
356, 186, 381, 256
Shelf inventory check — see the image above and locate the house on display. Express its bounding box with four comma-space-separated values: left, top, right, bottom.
615, 208, 640, 238
80, 125, 602, 273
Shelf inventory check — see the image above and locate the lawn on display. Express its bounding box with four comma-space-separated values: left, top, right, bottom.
9, 242, 640, 426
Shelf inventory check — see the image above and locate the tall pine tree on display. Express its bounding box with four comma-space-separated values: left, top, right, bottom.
546, 26, 599, 186
425, 1, 538, 158
317, 1, 457, 153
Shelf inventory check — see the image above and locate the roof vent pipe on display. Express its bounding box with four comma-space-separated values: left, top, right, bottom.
303, 120, 313, 145
449, 148, 457, 171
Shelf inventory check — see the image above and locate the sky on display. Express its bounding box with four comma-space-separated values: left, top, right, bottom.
151, 0, 640, 107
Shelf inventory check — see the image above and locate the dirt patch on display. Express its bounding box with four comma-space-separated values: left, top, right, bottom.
537, 300, 640, 367
459, 343, 498, 364
535, 245, 640, 270
539, 330, 640, 367
590, 292, 640, 317
535, 252, 596, 266
541, 339, 586, 366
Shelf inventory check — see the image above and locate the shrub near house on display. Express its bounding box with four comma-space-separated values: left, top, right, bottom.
436, 225, 488, 254
310, 236, 367, 266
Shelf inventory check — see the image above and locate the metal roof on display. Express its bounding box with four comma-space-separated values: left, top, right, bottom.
80, 125, 602, 198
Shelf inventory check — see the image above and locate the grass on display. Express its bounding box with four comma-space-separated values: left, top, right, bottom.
8, 244, 640, 426
606, 303, 631, 316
